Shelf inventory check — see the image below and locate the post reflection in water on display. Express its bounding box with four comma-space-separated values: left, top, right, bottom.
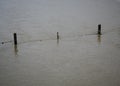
57, 39, 59, 45
97, 34, 101, 44
14, 45, 18, 56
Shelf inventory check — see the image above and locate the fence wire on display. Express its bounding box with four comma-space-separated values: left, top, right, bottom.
0, 27, 119, 46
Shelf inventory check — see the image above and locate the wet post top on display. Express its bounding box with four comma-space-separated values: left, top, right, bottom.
13, 33, 17, 45
98, 24, 101, 35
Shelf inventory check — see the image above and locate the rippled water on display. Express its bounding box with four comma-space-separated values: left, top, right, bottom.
0, 0, 120, 86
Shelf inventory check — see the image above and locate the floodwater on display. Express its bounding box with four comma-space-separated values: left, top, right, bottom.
0, 0, 120, 86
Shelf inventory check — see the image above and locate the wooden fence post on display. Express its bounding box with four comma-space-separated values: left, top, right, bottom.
98, 24, 101, 35
13, 33, 17, 45
57, 32, 59, 40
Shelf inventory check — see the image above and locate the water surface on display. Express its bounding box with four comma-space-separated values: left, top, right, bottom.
0, 0, 120, 86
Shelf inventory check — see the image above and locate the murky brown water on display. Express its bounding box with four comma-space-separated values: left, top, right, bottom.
0, 0, 120, 86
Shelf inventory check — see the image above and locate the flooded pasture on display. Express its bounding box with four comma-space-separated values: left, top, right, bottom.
0, 0, 120, 86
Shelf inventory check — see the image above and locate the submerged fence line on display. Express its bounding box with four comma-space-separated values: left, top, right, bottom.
0, 24, 102, 46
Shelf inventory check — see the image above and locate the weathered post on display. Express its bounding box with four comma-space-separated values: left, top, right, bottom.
57, 32, 59, 40
13, 33, 17, 45
57, 32, 59, 44
98, 24, 101, 35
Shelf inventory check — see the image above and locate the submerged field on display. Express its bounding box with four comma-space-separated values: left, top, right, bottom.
0, 0, 120, 86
